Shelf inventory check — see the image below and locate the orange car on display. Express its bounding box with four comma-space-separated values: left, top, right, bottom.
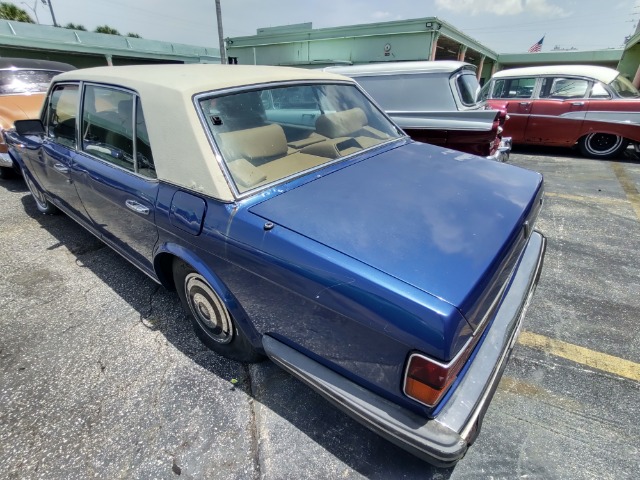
0, 58, 74, 178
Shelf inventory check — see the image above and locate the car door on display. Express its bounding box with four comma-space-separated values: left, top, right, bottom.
524, 76, 590, 145
70, 84, 159, 272
488, 76, 538, 143
24, 82, 89, 220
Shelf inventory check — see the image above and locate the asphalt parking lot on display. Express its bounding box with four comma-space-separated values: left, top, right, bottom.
1, 147, 639, 479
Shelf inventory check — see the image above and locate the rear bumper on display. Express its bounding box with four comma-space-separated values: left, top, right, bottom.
263, 231, 546, 467
488, 136, 512, 162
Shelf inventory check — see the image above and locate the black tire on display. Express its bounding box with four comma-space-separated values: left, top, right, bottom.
24, 173, 59, 214
578, 133, 628, 159
173, 258, 263, 363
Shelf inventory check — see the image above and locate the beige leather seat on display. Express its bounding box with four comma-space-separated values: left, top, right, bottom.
303, 108, 389, 158
216, 124, 329, 192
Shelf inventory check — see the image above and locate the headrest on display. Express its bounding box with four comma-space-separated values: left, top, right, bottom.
315, 108, 367, 139
217, 124, 288, 161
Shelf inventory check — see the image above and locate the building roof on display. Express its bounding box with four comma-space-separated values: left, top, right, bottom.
324, 61, 474, 76
492, 64, 620, 84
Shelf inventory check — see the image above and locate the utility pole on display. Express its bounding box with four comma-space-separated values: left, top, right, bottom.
215, 0, 227, 64
42, 0, 58, 27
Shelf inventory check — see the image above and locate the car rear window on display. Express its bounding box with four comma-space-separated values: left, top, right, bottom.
198, 83, 402, 194
609, 75, 640, 98
0, 69, 61, 95
455, 73, 480, 106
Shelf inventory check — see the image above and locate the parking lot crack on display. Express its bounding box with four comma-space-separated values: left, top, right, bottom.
244, 363, 261, 480
140, 285, 163, 329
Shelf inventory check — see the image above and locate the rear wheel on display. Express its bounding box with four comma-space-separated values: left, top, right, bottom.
173, 259, 263, 363
24, 173, 59, 214
578, 133, 628, 159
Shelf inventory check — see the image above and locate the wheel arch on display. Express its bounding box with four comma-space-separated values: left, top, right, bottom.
153, 243, 263, 349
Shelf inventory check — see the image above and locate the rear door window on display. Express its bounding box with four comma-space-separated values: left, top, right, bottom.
540, 77, 589, 99
81, 85, 156, 178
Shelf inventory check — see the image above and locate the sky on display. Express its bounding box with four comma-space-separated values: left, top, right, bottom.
21, 0, 640, 53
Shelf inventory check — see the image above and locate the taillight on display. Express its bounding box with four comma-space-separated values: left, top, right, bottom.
403, 340, 476, 407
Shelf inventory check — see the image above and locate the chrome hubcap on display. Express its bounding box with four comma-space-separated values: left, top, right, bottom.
185, 273, 233, 344
585, 133, 623, 156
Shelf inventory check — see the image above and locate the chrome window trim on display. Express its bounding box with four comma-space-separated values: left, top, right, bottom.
192, 79, 407, 201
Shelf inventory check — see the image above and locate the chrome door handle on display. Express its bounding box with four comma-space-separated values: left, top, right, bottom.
571, 102, 585, 106
53, 163, 69, 173
519, 102, 530, 106
125, 199, 150, 215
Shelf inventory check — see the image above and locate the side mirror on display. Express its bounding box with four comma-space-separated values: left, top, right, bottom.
14, 119, 45, 136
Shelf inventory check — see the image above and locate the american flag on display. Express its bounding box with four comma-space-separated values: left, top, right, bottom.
528, 36, 545, 53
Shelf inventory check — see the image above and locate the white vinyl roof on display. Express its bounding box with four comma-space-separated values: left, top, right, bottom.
492, 65, 620, 84
52, 64, 352, 202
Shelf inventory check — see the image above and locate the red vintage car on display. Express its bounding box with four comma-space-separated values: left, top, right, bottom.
480, 65, 640, 159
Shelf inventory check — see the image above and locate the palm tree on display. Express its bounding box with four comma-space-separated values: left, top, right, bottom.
64, 22, 86, 31
95, 25, 120, 35
0, 2, 35, 23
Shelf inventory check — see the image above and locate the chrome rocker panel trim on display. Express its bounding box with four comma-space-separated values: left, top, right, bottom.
263, 231, 546, 467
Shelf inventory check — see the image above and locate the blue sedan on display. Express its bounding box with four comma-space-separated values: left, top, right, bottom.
8, 64, 545, 467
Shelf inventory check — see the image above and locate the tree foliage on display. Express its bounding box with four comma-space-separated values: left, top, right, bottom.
126, 33, 141, 38
64, 22, 87, 31
0, 2, 35, 23
95, 25, 120, 35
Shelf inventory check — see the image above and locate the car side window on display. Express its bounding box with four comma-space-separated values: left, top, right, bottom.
45, 84, 79, 149
540, 77, 589, 99
589, 82, 611, 99
80, 86, 156, 178
82, 85, 135, 172
493, 78, 536, 99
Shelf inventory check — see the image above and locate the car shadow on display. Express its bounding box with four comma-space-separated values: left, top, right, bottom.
0, 174, 28, 193
19, 194, 456, 479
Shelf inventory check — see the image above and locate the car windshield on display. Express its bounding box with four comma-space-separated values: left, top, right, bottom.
199, 83, 402, 194
608, 74, 640, 98
0, 69, 61, 95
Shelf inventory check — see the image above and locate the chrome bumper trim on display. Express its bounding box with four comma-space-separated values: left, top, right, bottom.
488, 136, 512, 162
262, 231, 546, 467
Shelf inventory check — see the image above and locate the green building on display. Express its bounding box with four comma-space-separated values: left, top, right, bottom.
227, 17, 637, 85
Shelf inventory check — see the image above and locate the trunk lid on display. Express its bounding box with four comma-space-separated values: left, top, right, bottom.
249, 142, 543, 329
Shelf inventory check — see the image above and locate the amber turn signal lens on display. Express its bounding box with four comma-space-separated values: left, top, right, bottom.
403, 347, 476, 407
